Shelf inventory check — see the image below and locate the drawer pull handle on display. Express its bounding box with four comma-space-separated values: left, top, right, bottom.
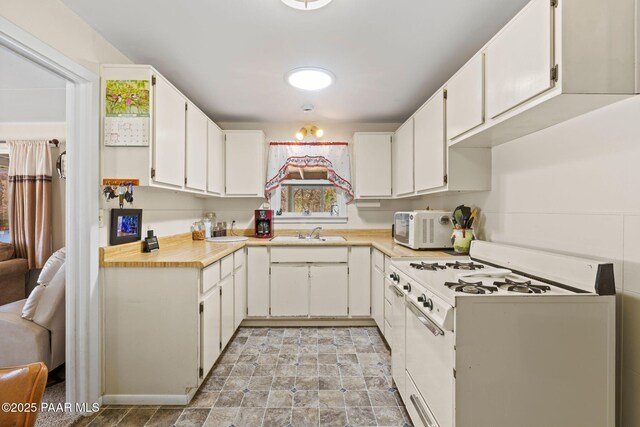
410, 394, 435, 427
407, 301, 444, 336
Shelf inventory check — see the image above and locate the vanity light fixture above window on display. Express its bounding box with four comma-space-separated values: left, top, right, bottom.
286, 67, 335, 91
281, 0, 333, 11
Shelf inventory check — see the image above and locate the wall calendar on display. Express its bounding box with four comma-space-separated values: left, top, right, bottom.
104, 79, 151, 147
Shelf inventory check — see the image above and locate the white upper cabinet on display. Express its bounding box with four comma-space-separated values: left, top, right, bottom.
414, 90, 446, 193
207, 120, 224, 195
185, 102, 208, 191
392, 119, 414, 197
224, 131, 265, 197
446, 54, 484, 139
485, 0, 553, 119
353, 133, 392, 198
153, 74, 186, 187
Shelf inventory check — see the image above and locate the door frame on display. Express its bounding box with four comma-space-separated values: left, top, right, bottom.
0, 17, 101, 409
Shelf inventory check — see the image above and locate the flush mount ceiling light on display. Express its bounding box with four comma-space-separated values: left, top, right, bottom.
281, 0, 333, 11
296, 124, 324, 140
286, 67, 335, 91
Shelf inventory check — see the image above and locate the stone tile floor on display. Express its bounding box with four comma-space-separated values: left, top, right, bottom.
75, 326, 412, 427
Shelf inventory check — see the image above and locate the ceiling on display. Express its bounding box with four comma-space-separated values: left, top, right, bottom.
62, 0, 529, 124
0, 46, 66, 122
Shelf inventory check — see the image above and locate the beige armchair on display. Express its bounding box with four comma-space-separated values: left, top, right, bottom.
0, 264, 65, 371
0, 242, 28, 306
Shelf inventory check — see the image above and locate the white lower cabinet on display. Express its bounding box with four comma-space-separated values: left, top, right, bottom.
233, 250, 246, 329
348, 247, 371, 316
271, 264, 309, 317
247, 247, 270, 317
200, 286, 221, 378
220, 275, 234, 349
371, 254, 385, 331
310, 265, 348, 317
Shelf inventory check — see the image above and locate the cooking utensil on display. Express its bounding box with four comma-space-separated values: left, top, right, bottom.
467, 208, 479, 229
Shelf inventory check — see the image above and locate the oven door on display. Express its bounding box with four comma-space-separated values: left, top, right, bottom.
394, 213, 411, 246
405, 300, 455, 427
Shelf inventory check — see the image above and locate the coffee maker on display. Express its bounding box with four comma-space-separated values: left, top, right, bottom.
254, 209, 273, 238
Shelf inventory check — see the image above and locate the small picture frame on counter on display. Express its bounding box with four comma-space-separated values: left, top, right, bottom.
109, 208, 143, 245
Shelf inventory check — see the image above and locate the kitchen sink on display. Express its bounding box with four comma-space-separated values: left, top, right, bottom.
270, 235, 347, 243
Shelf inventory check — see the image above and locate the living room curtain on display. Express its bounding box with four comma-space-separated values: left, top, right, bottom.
7, 141, 52, 268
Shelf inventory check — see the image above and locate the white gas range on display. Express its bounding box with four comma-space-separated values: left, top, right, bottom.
387, 240, 616, 427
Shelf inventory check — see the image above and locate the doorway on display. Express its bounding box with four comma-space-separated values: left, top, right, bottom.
0, 16, 101, 416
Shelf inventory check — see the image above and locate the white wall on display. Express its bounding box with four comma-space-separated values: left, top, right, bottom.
0, 122, 67, 251
98, 187, 205, 246
0, 0, 131, 74
206, 122, 409, 231
418, 95, 640, 426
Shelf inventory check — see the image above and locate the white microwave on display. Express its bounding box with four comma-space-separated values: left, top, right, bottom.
394, 211, 453, 249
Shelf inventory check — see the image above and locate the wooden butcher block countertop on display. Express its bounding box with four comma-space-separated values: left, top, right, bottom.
100, 230, 454, 268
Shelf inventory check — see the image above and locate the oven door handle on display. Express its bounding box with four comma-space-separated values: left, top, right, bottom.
407, 301, 444, 337
410, 394, 436, 427
389, 285, 404, 298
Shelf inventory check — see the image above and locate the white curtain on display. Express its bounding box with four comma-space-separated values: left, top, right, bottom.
265, 141, 354, 202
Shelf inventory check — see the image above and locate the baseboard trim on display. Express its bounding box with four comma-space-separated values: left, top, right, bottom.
241, 318, 376, 327
102, 392, 193, 406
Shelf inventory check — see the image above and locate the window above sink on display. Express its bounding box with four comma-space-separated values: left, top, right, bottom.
270, 179, 347, 224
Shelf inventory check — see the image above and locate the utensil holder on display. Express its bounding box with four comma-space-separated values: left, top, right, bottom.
452, 229, 475, 254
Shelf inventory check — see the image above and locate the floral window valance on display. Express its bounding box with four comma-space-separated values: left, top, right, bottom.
265, 142, 354, 203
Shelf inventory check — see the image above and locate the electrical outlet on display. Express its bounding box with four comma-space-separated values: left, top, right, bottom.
98, 209, 104, 228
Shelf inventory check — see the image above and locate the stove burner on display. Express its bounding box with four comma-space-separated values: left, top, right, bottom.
446, 261, 485, 271
410, 262, 446, 271
445, 279, 498, 295
493, 278, 551, 294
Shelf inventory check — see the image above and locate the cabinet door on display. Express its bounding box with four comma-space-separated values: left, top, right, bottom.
348, 247, 371, 316
371, 263, 385, 331
185, 102, 208, 191
393, 119, 414, 196
153, 74, 186, 187
485, 0, 554, 118
447, 54, 484, 139
354, 133, 392, 198
271, 265, 309, 317
234, 251, 246, 330
201, 287, 221, 378
225, 132, 265, 196
310, 265, 348, 317
247, 247, 269, 317
220, 275, 234, 348
207, 120, 224, 195
414, 90, 446, 192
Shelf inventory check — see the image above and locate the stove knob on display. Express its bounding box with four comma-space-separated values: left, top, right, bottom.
389, 273, 399, 282
424, 298, 434, 311
403, 283, 412, 292
417, 294, 427, 303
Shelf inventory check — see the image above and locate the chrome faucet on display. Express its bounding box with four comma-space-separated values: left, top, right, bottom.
308, 227, 323, 239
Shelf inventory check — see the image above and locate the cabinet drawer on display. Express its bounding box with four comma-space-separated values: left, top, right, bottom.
270, 247, 348, 263
385, 298, 393, 325
373, 249, 385, 271
221, 255, 234, 278
234, 249, 244, 270
202, 261, 220, 294
384, 256, 391, 273
405, 371, 438, 427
